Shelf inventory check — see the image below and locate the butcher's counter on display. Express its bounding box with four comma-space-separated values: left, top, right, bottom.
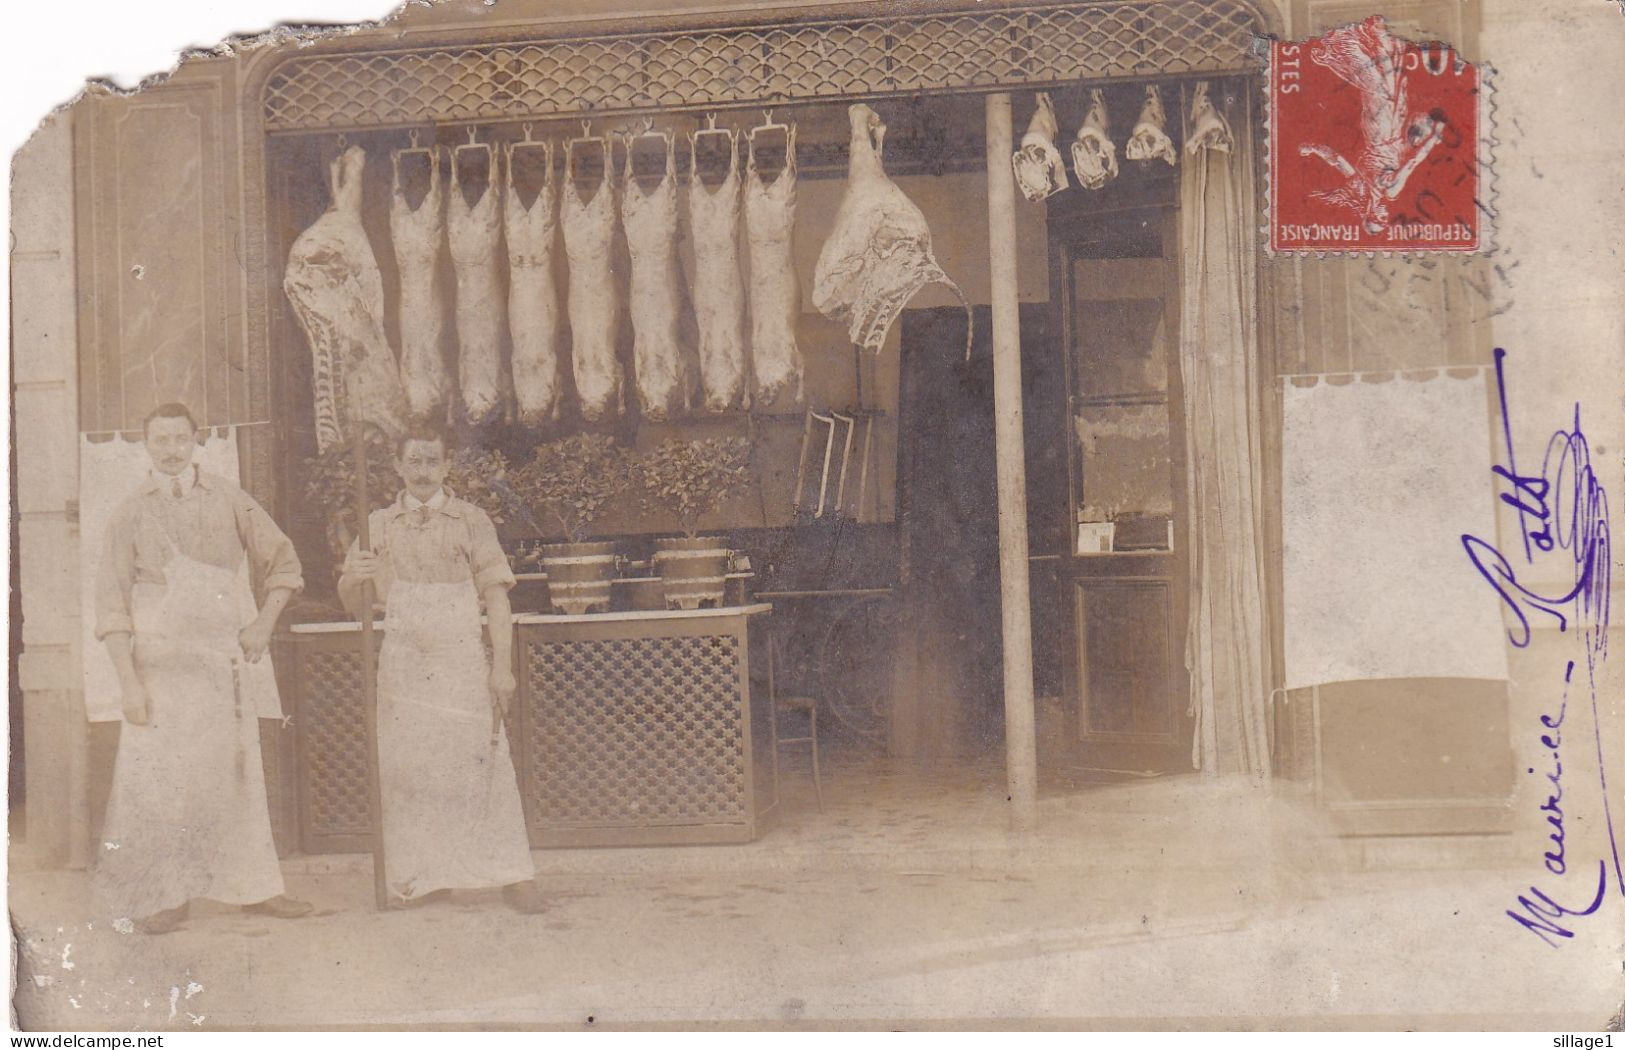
280, 604, 779, 853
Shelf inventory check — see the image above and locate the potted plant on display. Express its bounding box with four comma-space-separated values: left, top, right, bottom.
636, 436, 753, 609
512, 433, 633, 615
446, 445, 526, 527
444, 445, 564, 609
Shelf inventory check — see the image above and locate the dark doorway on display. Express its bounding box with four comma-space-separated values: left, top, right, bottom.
898, 303, 1058, 756
900, 305, 1003, 755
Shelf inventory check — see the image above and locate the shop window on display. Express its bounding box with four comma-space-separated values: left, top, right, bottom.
1070, 254, 1178, 554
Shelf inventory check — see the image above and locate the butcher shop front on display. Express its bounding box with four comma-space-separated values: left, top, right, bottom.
247, 0, 1253, 848
14, 0, 1519, 867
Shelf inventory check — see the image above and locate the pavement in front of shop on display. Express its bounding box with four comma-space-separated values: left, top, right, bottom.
9, 756, 1621, 1030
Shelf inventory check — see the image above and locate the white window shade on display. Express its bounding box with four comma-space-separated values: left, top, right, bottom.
1280, 371, 1510, 690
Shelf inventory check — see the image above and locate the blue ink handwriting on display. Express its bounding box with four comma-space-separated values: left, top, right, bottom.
1464, 348, 1618, 946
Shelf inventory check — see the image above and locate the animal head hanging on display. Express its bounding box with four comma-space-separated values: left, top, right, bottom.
1125, 85, 1177, 167
1071, 89, 1119, 190
1011, 92, 1069, 202
1186, 81, 1235, 155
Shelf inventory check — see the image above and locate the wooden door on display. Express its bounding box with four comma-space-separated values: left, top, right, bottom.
1051, 209, 1193, 774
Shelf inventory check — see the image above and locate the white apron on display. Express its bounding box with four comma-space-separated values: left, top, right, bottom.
377, 577, 535, 899
93, 542, 285, 919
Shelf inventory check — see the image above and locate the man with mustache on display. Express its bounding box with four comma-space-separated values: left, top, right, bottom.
94, 402, 313, 934
338, 424, 544, 912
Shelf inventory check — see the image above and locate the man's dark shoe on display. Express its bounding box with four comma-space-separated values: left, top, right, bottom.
242, 895, 314, 919
135, 902, 188, 935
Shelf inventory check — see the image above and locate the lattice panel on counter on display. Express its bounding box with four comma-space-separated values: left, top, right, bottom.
524, 635, 747, 828
261, 0, 1265, 132
299, 649, 374, 844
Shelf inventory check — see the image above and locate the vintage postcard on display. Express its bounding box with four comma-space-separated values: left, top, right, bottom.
7, 0, 1623, 1032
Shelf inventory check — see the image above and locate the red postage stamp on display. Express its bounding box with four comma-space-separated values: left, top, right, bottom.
1269, 16, 1484, 254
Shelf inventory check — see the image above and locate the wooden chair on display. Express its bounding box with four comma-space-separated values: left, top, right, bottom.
767, 631, 824, 812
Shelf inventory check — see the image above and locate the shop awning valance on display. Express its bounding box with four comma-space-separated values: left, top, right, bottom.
261, 0, 1268, 134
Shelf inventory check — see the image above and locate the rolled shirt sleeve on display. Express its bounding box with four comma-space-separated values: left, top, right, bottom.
234, 488, 305, 596
467, 508, 516, 594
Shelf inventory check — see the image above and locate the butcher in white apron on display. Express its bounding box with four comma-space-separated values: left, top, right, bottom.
93, 403, 311, 934
338, 425, 544, 913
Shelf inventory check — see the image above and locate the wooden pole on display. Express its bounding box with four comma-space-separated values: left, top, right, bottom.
352, 424, 389, 909
985, 93, 1039, 832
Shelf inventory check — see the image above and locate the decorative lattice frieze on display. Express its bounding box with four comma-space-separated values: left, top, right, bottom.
262, 1, 1264, 132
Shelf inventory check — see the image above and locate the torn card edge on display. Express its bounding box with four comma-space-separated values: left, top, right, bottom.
9, 0, 429, 161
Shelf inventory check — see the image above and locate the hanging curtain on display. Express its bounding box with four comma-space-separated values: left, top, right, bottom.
1177, 83, 1271, 777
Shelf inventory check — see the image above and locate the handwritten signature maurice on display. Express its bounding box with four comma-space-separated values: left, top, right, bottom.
1462, 347, 1616, 947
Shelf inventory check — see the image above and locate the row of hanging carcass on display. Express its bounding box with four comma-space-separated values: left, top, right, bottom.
283, 102, 968, 453
1012, 83, 1232, 202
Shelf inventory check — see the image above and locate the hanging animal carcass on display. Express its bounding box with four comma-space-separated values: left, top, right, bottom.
284, 145, 408, 450
813, 103, 969, 357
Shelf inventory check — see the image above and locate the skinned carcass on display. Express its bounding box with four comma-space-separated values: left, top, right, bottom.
688, 124, 750, 413
560, 135, 625, 423
744, 118, 804, 407
389, 143, 450, 421
620, 127, 696, 421
447, 140, 506, 427
504, 138, 563, 427
284, 144, 408, 450
812, 103, 969, 357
